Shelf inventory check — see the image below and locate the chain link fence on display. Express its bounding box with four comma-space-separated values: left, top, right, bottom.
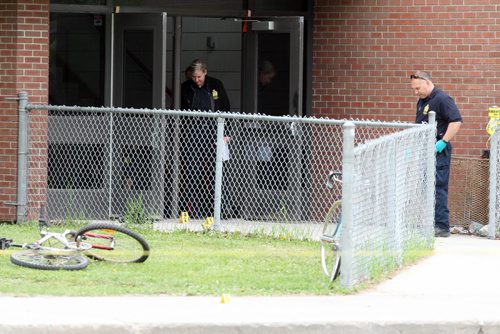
449, 157, 489, 228
23, 99, 435, 288
340, 121, 436, 287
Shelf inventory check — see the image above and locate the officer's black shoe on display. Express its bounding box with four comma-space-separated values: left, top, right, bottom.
435, 227, 450, 238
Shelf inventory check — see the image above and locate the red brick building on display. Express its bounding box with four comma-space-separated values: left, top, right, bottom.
0, 0, 494, 223
312, 0, 496, 157
1, 0, 49, 221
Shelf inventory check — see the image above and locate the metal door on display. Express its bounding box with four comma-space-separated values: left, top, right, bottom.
110, 13, 167, 219
238, 17, 306, 221
242, 17, 303, 117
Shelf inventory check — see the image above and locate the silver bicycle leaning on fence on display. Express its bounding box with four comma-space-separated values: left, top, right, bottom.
0, 208, 150, 271
320, 171, 343, 282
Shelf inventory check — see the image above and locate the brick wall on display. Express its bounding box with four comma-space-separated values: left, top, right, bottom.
312, 0, 500, 157
0, 0, 49, 222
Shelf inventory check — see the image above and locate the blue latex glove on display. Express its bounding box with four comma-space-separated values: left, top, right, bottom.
435, 139, 447, 153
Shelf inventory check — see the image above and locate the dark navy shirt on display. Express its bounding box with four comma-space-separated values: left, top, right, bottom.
181, 75, 230, 112
415, 87, 462, 139
191, 85, 213, 111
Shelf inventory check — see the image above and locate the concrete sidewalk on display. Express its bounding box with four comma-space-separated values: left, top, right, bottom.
1, 235, 500, 333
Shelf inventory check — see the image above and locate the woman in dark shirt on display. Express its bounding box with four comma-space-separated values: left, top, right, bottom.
179, 59, 231, 218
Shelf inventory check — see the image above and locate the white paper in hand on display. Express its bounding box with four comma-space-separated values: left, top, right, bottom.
223, 142, 230, 161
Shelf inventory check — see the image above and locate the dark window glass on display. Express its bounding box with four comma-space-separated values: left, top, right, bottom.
48, 143, 105, 189
254, 0, 308, 12
120, 145, 153, 191
123, 30, 154, 108
51, 0, 106, 4
49, 13, 105, 107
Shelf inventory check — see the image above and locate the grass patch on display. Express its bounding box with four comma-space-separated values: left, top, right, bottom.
0, 222, 345, 296
352, 235, 435, 290
0, 223, 434, 296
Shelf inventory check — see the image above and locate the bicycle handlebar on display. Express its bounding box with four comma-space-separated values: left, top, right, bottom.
0, 237, 13, 250
326, 171, 342, 189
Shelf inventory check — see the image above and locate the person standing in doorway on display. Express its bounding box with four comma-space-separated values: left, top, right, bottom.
257, 60, 276, 115
410, 70, 462, 237
180, 59, 231, 218
181, 59, 230, 112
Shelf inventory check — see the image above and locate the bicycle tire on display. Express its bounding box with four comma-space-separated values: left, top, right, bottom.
10, 249, 89, 270
320, 200, 342, 282
74, 223, 150, 263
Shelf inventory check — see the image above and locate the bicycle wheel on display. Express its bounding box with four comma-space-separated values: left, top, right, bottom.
74, 223, 150, 263
320, 200, 342, 282
10, 249, 88, 270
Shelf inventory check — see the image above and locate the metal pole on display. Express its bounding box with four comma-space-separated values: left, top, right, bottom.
108, 13, 115, 218
427, 111, 437, 242
160, 12, 167, 109
170, 16, 183, 217
173, 16, 182, 109
387, 136, 401, 265
16, 91, 29, 223
340, 121, 355, 289
488, 128, 498, 239
213, 117, 226, 230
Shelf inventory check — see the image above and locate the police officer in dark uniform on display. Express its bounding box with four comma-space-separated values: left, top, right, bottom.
181, 59, 230, 113
180, 59, 231, 218
411, 70, 462, 237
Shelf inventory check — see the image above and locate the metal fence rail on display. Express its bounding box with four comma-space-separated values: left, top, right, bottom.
23, 99, 435, 288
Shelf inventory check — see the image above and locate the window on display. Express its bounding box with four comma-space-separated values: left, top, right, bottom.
49, 13, 106, 107
48, 143, 105, 189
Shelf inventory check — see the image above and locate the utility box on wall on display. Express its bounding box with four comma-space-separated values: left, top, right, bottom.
448, 157, 489, 227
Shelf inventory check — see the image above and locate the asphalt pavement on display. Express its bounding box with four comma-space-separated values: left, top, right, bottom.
1, 235, 500, 333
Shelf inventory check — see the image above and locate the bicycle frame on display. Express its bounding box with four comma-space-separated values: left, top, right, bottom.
326, 171, 342, 189
321, 170, 343, 282
16, 230, 90, 255
78, 232, 115, 250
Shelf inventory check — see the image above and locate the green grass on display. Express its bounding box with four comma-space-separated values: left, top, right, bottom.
0, 222, 434, 296
0, 222, 343, 296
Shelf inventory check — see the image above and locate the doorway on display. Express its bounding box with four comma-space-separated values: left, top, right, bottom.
111, 13, 168, 218
238, 17, 305, 220
242, 17, 304, 116
47, 11, 305, 220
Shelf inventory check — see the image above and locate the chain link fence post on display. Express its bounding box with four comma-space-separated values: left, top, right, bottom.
340, 121, 355, 289
426, 111, 436, 241
388, 133, 401, 267
489, 128, 498, 239
16, 91, 29, 223
213, 116, 226, 230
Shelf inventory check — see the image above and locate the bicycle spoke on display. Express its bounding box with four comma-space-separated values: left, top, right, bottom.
10, 249, 88, 270
74, 223, 149, 263
321, 200, 342, 281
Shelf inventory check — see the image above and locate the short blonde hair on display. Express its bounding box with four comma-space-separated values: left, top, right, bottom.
188, 59, 207, 73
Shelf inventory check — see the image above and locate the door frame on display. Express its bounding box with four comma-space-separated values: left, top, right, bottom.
110, 12, 167, 108
108, 13, 168, 218
239, 17, 306, 220
242, 16, 304, 116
